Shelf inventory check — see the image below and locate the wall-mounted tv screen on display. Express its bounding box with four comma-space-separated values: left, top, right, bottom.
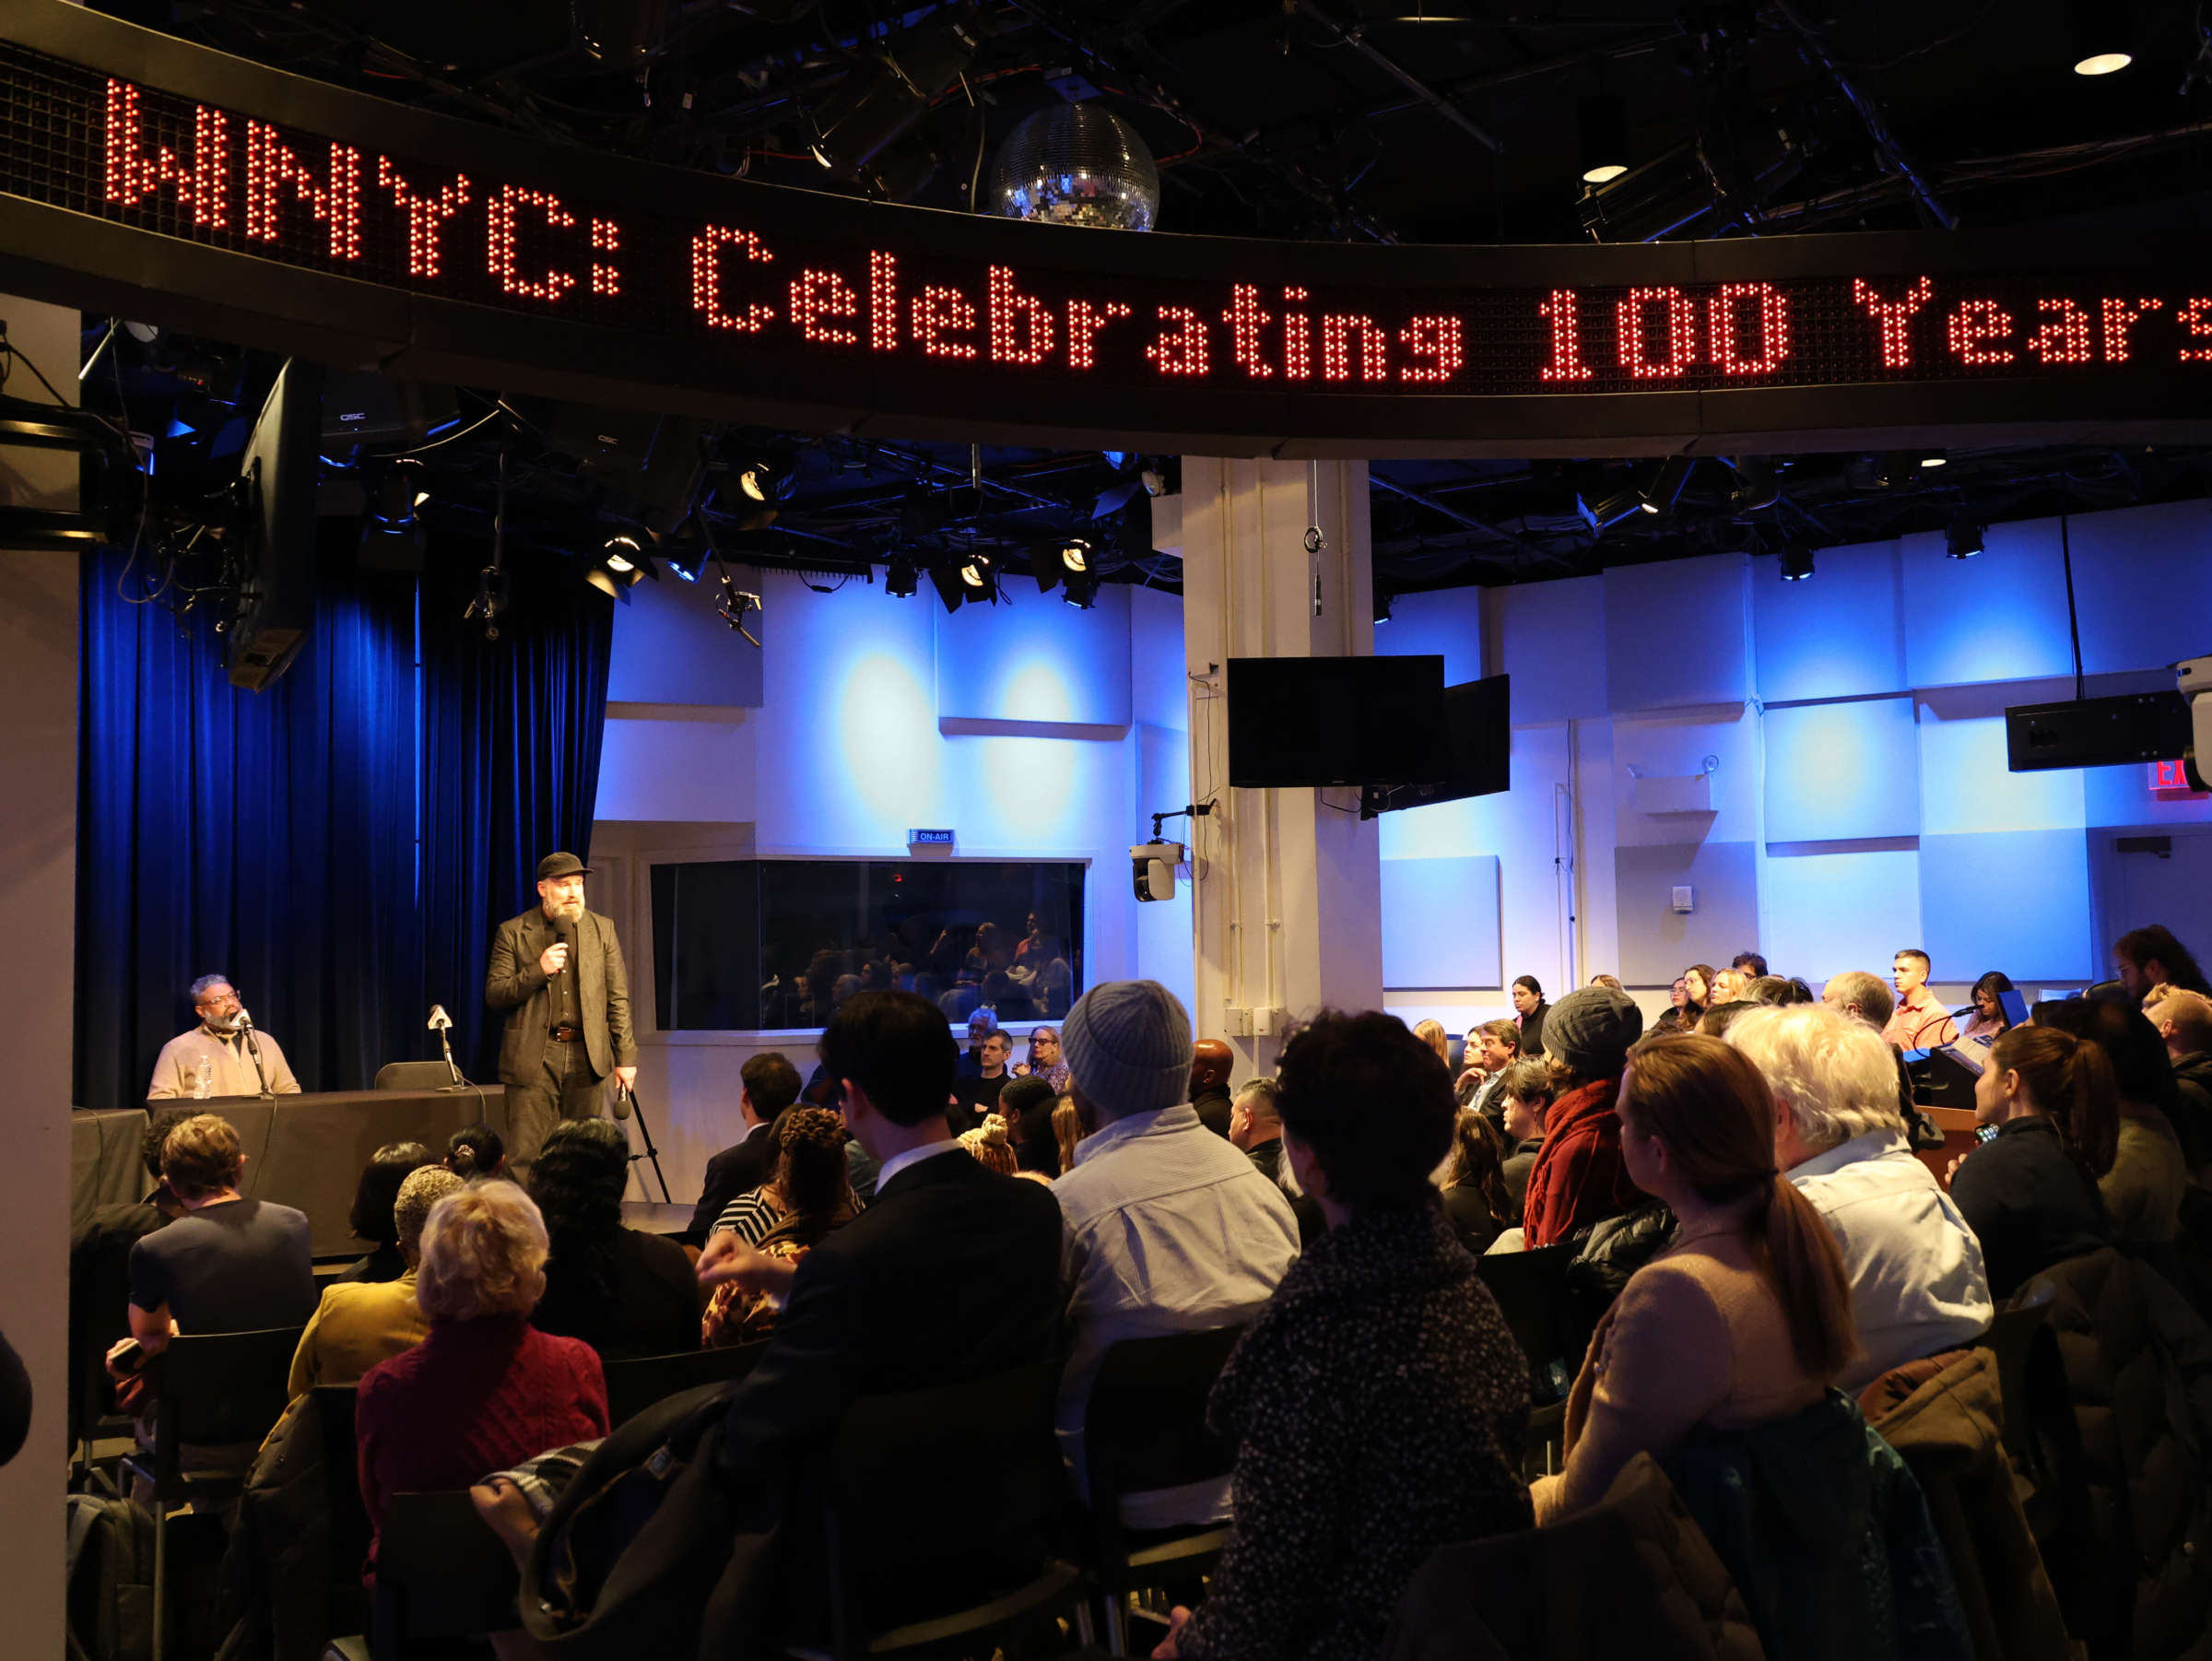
1362, 674, 1511, 818
1227, 655, 1446, 788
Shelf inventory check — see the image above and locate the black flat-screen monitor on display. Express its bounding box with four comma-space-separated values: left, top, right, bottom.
1227, 655, 1446, 789
1363, 674, 1511, 818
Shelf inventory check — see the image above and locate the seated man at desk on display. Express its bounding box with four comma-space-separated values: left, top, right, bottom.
147, 974, 300, 1100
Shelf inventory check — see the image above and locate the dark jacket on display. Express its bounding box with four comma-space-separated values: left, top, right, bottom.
714, 1148, 1065, 1487
1499, 1138, 1542, 1227
687, 1122, 777, 1245
1382, 1453, 1765, 1661
1518, 1002, 1549, 1065
1440, 1185, 1502, 1255
1193, 1082, 1234, 1140
1947, 1115, 2109, 1300
2021, 1247, 2212, 1661
1246, 1138, 1325, 1246
1860, 1348, 2072, 1661
2170, 1050, 2212, 1170
1563, 1200, 1677, 1356
1523, 1078, 1644, 1250
1667, 1392, 1973, 1661
533, 1227, 704, 1361
1177, 1207, 1533, 1661
486, 906, 637, 1085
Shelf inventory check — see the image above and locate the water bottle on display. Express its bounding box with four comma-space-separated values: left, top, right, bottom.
193, 1055, 212, 1100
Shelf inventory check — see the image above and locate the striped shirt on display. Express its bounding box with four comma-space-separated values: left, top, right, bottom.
712, 1185, 867, 1243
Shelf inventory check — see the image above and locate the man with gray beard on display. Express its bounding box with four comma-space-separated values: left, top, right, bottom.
485, 852, 637, 1163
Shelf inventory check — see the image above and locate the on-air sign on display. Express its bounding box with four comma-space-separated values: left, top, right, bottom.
6, 4, 2212, 455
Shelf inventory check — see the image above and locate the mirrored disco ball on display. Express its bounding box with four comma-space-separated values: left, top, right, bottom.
991, 103, 1160, 231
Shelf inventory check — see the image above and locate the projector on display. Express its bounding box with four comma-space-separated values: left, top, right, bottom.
1132, 842, 1183, 903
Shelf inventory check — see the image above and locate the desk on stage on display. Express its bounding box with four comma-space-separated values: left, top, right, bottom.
74, 1086, 509, 1256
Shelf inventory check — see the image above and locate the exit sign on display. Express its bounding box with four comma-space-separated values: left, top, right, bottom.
2150, 759, 2202, 795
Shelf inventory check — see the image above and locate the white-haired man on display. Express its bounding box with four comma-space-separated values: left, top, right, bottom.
1729, 1002, 1993, 1392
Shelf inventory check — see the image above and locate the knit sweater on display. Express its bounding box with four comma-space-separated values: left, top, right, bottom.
1521, 1078, 1645, 1248
356, 1313, 607, 1573
1178, 1205, 1532, 1661
1532, 1205, 1830, 1525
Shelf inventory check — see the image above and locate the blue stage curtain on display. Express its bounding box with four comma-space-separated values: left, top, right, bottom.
75, 539, 612, 1110
418, 544, 613, 1083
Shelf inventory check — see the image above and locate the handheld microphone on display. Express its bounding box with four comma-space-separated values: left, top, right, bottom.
428, 1004, 453, 1031
553, 915, 579, 966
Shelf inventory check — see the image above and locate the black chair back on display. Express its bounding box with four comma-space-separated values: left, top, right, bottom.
1474, 1244, 1576, 1394
313, 1387, 372, 1590
600, 1341, 767, 1430
141, 1326, 305, 1491
818, 1359, 1076, 1661
371, 1062, 461, 1091
371, 1491, 519, 1661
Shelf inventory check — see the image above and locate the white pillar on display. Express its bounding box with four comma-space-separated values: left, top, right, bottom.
0, 292, 79, 1656
1179, 457, 1382, 1078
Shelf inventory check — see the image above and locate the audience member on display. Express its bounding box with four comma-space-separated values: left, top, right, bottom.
1588, 974, 1624, 991
289, 1166, 465, 1395
1054, 981, 1298, 1525
1439, 1110, 1512, 1255
1412, 1019, 1451, 1069
1660, 965, 1717, 1034
335, 1142, 438, 1284
1661, 975, 1690, 1031
1022, 1025, 1071, 1094
1709, 968, 1743, 1006
2114, 924, 2210, 999
2145, 984, 2212, 1177
1531, 1036, 1855, 1523
957, 1007, 999, 1075
1946, 1025, 2116, 1299
1154, 1011, 1531, 1661
997, 1075, 1062, 1176
1454, 1019, 1520, 1117
691, 989, 1064, 1506
959, 1113, 1019, 1176
70, 1109, 190, 1434
1512, 975, 1550, 1063
1731, 950, 1770, 981
2034, 997, 2187, 1246
1191, 1038, 1236, 1138
1958, 972, 2016, 1043
123, 1113, 314, 1356
1521, 987, 1646, 1248
446, 1124, 508, 1183
1230, 1077, 1324, 1243
1051, 1096, 1086, 1174
1494, 1056, 1555, 1224
952, 1029, 1016, 1132
701, 1107, 858, 1348
357, 1183, 607, 1574
685, 1052, 802, 1245
1740, 976, 1793, 1006
1784, 977, 1816, 1005
528, 1119, 701, 1360
1726, 1006, 1992, 1393
1697, 1000, 1760, 1039
1882, 949, 1959, 1050
1821, 971, 1893, 1031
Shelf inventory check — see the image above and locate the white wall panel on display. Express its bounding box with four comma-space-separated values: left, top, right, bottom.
1604, 552, 1750, 711
1378, 585, 1484, 685
1494, 576, 1606, 724
935, 582, 1132, 728
1381, 854, 1501, 989
1752, 539, 1905, 703
1918, 710, 2085, 836
1761, 848, 1924, 987
1762, 698, 1920, 844
1901, 522, 2074, 689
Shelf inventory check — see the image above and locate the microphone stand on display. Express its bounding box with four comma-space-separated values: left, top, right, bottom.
241, 1022, 274, 1101
624, 1083, 673, 1202
432, 1021, 475, 1091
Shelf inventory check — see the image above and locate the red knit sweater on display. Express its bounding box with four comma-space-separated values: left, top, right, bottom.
1521, 1078, 1646, 1249
356, 1313, 608, 1573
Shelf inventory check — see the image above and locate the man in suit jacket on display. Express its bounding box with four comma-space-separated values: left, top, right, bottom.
485, 851, 638, 1164
683, 1051, 803, 1246
697, 988, 1064, 1491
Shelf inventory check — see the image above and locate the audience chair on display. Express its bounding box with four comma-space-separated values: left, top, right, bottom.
800, 1359, 1085, 1661
118, 1325, 306, 1661
1474, 1244, 1577, 1400
1082, 1325, 1246, 1655
601, 1340, 769, 1430
314, 1386, 372, 1637
321, 1490, 520, 1661
371, 1061, 467, 1091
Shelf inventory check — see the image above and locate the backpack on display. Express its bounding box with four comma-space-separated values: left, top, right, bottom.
519, 1380, 785, 1661
65, 1493, 157, 1661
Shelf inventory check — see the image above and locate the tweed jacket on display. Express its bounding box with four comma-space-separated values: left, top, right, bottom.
485, 905, 638, 1084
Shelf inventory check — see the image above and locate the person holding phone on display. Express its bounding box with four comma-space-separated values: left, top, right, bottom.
1958, 972, 2017, 1044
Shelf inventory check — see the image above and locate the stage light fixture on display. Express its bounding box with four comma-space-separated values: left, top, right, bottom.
886, 557, 919, 597
805, 17, 981, 178
1639, 455, 1695, 516
588, 532, 650, 600
928, 561, 968, 614
1779, 543, 1816, 582
735, 458, 792, 503
1374, 589, 1394, 624
1577, 483, 1643, 535
1920, 452, 1948, 469
959, 551, 999, 603
1946, 519, 1985, 560
1139, 466, 1166, 497
1578, 95, 1628, 185
2072, 0, 2132, 74
1063, 568, 1101, 609
1725, 456, 1778, 512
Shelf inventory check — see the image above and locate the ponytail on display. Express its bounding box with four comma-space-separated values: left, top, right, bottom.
1757, 1174, 1859, 1382
1620, 1035, 1860, 1384
1990, 1026, 2120, 1180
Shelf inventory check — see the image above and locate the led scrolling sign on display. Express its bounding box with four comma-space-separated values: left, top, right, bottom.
5, 11, 2212, 453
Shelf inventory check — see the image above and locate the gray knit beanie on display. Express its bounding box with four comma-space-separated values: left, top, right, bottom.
1544, 985, 1644, 1080
1062, 979, 1194, 1121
